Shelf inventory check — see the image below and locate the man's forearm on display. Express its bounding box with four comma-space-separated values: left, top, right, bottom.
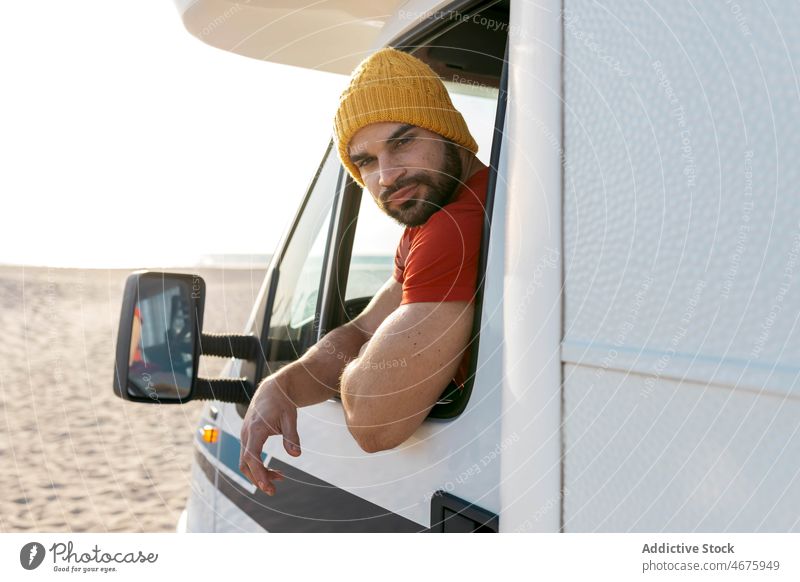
270, 322, 368, 408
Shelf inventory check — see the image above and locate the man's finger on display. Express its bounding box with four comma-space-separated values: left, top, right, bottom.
240, 434, 272, 492
238, 429, 249, 478
266, 469, 284, 482
281, 414, 302, 457
240, 463, 255, 488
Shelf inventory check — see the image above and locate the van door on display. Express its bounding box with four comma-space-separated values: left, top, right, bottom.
213, 1, 510, 532
270, 74, 506, 531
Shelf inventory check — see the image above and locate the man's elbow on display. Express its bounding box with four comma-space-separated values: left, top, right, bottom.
340, 362, 415, 453
350, 429, 391, 454
346, 420, 406, 453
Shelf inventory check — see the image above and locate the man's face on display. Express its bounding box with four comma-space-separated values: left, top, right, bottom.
348, 123, 463, 227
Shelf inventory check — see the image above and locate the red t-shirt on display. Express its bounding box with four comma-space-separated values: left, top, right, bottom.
392, 166, 489, 387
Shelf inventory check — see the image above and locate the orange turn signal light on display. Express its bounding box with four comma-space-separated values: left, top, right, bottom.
201, 425, 219, 444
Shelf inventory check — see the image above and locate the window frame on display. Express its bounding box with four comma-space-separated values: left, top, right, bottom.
250, 142, 344, 387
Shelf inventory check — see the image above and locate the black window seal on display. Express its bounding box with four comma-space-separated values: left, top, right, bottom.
428, 37, 508, 419
394, 0, 509, 418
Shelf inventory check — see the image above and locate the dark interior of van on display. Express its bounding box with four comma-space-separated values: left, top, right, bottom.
395, 0, 509, 88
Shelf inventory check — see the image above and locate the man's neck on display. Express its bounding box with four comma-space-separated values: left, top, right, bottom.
460, 155, 488, 185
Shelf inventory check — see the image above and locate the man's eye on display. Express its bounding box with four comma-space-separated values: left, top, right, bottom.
357, 158, 374, 168
394, 137, 411, 148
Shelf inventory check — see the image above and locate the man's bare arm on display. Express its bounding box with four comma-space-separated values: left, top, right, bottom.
238, 277, 401, 494
280, 277, 402, 406
340, 300, 474, 453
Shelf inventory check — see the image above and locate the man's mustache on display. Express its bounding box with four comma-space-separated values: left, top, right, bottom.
379, 174, 435, 203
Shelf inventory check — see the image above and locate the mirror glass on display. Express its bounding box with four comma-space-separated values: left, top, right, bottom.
127, 276, 195, 400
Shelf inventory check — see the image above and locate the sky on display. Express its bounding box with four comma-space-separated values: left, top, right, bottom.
0, 1, 348, 268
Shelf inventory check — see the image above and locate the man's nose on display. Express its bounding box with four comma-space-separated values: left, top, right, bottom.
377, 156, 405, 189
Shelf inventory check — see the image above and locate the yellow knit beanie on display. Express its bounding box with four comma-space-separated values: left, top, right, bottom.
334, 48, 478, 186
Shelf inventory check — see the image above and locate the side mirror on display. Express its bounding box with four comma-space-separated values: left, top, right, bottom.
113, 271, 205, 403
113, 271, 259, 404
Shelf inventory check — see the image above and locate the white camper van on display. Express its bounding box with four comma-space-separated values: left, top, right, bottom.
114, 0, 800, 532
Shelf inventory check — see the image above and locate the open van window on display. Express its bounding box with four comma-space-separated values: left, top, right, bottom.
327, 86, 503, 418
316, 2, 509, 419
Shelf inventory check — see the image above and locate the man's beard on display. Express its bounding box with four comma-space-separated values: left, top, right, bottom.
377, 141, 463, 227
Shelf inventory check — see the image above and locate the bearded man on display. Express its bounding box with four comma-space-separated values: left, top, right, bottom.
240, 48, 489, 496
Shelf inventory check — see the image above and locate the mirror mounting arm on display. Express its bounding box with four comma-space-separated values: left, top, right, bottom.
194, 377, 254, 404
199, 333, 260, 361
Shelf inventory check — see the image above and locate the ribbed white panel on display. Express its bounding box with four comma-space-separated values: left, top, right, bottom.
562, 364, 800, 532
562, 0, 800, 530
563, 0, 799, 383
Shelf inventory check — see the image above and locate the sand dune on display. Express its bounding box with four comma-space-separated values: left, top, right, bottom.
0, 265, 266, 532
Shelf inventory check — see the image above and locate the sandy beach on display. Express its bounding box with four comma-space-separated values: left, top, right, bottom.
0, 265, 266, 532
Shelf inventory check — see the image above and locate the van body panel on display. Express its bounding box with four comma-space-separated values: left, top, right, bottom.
562, 0, 800, 530
184, 433, 218, 532
563, 365, 800, 531
202, 431, 424, 532
263, 385, 503, 527
212, 485, 270, 533
561, 2, 800, 397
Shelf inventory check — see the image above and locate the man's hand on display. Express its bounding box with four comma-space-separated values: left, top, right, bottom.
239, 376, 302, 496
238, 277, 401, 493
